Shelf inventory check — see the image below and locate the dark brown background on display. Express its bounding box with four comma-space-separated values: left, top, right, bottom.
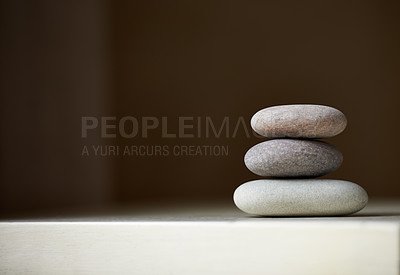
1, 0, 399, 214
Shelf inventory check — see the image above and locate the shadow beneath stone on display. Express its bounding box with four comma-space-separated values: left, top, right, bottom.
247, 212, 400, 218
248, 215, 335, 218
347, 213, 400, 217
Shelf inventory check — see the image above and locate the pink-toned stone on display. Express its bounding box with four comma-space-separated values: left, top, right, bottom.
251, 104, 347, 138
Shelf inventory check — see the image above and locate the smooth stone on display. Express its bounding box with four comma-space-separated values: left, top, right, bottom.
245, 139, 342, 177
251, 104, 347, 138
233, 179, 368, 216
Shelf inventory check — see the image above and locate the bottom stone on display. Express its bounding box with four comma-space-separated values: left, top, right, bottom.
233, 179, 368, 216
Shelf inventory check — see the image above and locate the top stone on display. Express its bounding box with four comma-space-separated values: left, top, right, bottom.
251, 104, 347, 138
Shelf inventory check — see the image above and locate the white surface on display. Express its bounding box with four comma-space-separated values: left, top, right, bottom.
0, 199, 399, 275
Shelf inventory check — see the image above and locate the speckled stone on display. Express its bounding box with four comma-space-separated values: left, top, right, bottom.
251, 104, 347, 138
244, 139, 342, 177
233, 179, 368, 216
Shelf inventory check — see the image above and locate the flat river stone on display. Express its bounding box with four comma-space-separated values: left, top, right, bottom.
233, 179, 368, 216
244, 139, 342, 177
251, 104, 347, 138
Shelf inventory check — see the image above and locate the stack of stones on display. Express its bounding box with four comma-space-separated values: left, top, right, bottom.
234, 104, 368, 216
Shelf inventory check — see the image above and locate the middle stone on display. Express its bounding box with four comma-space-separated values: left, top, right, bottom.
244, 139, 343, 177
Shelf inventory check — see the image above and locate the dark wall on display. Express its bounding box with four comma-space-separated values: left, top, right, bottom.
0, 0, 113, 214
113, 0, 400, 201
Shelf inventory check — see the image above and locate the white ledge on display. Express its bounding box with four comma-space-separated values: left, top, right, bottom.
1, 199, 399, 275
